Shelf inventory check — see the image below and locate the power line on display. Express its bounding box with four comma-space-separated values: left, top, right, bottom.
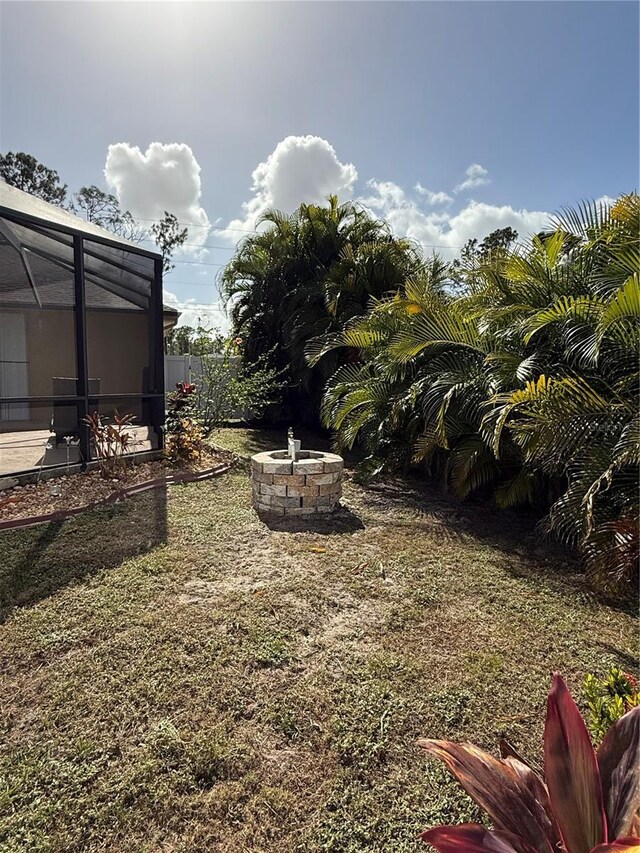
134, 216, 259, 234
166, 303, 226, 310
135, 217, 467, 251
155, 241, 467, 264
139, 237, 237, 252
166, 259, 228, 268
164, 281, 221, 287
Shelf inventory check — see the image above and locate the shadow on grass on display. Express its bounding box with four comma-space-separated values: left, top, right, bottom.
595, 641, 638, 668
361, 477, 640, 611
362, 476, 554, 551
0, 487, 167, 621
257, 502, 365, 534
210, 426, 364, 468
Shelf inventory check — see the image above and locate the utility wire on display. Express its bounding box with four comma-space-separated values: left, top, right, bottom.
135, 216, 467, 251
165, 259, 228, 268
166, 303, 226, 310
134, 216, 259, 234
139, 237, 237, 252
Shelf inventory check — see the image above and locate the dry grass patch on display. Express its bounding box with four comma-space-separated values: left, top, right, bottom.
0, 431, 636, 851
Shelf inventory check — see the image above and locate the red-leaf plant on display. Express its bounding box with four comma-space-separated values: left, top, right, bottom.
418, 674, 640, 853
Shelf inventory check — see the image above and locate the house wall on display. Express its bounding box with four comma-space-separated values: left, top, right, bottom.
85, 310, 149, 394
22, 308, 149, 398
0, 308, 150, 427
24, 310, 77, 397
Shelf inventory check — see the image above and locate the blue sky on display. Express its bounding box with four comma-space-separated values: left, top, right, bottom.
1, 1, 638, 327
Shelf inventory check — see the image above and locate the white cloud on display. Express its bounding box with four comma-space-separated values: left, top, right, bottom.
414, 183, 453, 205
217, 135, 560, 268
362, 179, 551, 259
105, 142, 210, 249
222, 135, 357, 237
455, 163, 490, 193
163, 289, 229, 333
595, 195, 617, 208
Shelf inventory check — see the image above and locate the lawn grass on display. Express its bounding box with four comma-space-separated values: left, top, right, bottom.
0, 429, 636, 852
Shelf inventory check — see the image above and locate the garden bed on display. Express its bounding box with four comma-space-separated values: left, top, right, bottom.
0, 446, 235, 526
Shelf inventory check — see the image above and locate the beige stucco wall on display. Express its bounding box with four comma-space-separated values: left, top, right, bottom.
24, 310, 76, 397
21, 309, 149, 398
85, 311, 149, 394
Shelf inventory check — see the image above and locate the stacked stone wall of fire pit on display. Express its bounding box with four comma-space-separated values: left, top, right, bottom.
251, 450, 344, 515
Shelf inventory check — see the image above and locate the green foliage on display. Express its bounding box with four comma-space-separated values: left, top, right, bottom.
195, 337, 284, 432
584, 668, 639, 743
2, 152, 186, 268
246, 627, 292, 668
165, 323, 220, 355
71, 185, 145, 242
0, 151, 67, 206
450, 225, 519, 291
316, 194, 639, 594
330, 678, 401, 772
150, 211, 189, 274
164, 382, 203, 463
220, 194, 424, 424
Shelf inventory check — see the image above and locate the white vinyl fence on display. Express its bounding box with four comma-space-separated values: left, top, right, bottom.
164, 354, 245, 420
164, 354, 204, 391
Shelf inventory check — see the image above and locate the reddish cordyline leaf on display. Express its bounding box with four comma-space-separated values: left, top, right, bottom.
503, 756, 562, 830
421, 823, 538, 853
417, 740, 559, 853
590, 839, 640, 853
597, 707, 640, 839
544, 673, 607, 853
500, 738, 542, 776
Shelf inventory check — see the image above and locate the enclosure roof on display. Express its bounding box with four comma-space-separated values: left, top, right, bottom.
0, 181, 161, 259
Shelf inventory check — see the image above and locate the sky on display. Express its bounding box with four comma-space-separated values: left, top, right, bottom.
0, 0, 638, 329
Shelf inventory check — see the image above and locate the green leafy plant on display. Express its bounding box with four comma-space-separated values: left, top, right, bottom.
195, 337, 284, 432
311, 194, 639, 595
418, 673, 640, 853
84, 410, 137, 478
585, 668, 639, 743
220, 194, 425, 424
164, 382, 203, 464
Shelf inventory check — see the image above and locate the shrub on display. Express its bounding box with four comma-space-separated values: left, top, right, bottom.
418, 673, 640, 853
195, 337, 284, 432
164, 382, 204, 464
84, 410, 137, 478
584, 668, 639, 743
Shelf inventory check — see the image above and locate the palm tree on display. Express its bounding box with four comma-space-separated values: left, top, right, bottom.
220, 196, 424, 423
314, 195, 639, 593
485, 195, 639, 590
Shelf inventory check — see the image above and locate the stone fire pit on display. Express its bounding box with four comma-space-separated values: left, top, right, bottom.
251, 449, 344, 516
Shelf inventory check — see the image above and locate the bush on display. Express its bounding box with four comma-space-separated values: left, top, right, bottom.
419, 673, 640, 853
84, 410, 137, 478
195, 337, 284, 432
164, 382, 204, 464
584, 667, 639, 743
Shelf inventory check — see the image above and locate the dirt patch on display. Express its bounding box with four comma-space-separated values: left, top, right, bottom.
178, 574, 268, 603
0, 446, 234, 523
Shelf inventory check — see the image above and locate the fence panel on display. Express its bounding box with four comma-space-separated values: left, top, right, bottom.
164, 354, 245, 420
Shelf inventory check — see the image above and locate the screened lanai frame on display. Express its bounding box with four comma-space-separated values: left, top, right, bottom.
0, 184, 165, 477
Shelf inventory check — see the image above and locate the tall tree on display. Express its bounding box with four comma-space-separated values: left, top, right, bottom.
221, 195, 424, 423
450, 226, 519, 291
71, 185, 145, 242
164, 324, 219, 355
0, 151, 67, 206
151, 212, 189, 274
